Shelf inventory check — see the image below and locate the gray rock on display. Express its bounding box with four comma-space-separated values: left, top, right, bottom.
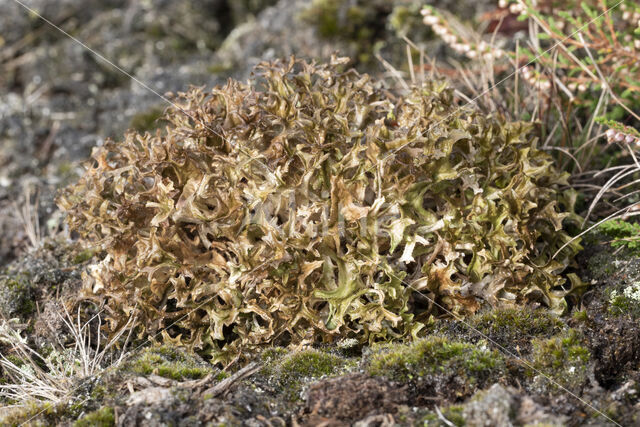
463, 384, 517, 427
462, 384, 567, 427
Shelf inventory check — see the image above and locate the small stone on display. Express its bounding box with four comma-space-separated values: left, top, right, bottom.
126, 387, 173, 406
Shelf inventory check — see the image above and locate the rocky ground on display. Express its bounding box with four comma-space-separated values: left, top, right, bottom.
1, 0, 639, 426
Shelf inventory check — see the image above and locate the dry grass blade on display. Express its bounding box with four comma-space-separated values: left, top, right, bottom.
13, 185, 42, 252
56, 305, 136, 377
0, 305, 135, 409
583, 165, 639, 225
0, 318, 71, 405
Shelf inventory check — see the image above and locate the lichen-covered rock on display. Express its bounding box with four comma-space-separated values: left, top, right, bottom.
461, 384, 567, 427
462, 384, 516, 427
59, 56, 582, 363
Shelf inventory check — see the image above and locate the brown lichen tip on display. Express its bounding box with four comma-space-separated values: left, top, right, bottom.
57, 56, 583, 364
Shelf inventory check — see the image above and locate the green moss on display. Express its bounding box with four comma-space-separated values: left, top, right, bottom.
262, 348, 352, 401
145, 23, 167, 39
367, 337, 504, 386
464, 307, 563, 350
90, 385, 107, 401
56, 162, 79, 183
303, 0, 340, 38
129, 106, 165, 133
72, 249, 97, 265
472, 307, 563, 335
530, 329, 590, 392
279, 349, 344, 380
167, 37, 198, 53
0, 274, 35, 318
572, 309, 590, 323
228, 0, 280, 23
301, 0, 434, 67
388, 3, 432, 40
260, 347, 289, 366
598, 220, 640, 255
74, 406, 114, 427
125, 345, 214, 381
0, 401, 59, 427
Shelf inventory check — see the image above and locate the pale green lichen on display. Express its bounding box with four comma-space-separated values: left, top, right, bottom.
608, 282, 640, 318
59, 57, 582, 364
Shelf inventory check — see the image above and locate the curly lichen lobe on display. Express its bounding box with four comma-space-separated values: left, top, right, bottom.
58, 56, 582, 363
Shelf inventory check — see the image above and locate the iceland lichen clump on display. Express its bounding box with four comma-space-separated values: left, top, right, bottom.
58, 57, 581, 363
